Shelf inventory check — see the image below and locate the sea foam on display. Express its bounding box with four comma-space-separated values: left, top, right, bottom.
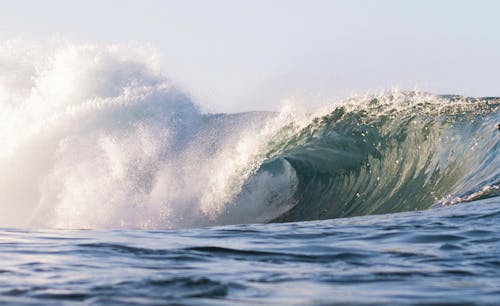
0, 42, 295, 229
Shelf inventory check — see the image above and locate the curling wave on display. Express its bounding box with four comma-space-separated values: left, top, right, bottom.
0, 42, 498, 229
257, 94, 500, 223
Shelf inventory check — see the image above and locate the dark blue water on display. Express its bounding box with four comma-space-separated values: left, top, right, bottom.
1, 196, 499, 305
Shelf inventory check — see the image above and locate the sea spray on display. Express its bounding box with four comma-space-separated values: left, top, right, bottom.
0, 42, 300, 228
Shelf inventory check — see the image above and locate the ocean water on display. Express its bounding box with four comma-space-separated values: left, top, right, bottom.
1, 197, 500, 305
1, 43, 499, 304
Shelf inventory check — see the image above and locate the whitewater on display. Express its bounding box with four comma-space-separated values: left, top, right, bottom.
1, 42, 499, 305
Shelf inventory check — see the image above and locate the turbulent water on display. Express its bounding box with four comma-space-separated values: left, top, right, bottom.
1, 42, 499, 304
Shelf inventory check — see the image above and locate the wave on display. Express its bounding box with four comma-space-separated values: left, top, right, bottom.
258, 94, 500, 223
0, 42, 499, 229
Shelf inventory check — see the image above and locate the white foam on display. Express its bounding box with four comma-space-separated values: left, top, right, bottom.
0, 41, 301, 229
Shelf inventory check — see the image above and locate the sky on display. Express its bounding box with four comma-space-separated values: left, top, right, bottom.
1, 0, 499, 112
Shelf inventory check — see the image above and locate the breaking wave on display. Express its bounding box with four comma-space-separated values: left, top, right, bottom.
0, 42, 498, 229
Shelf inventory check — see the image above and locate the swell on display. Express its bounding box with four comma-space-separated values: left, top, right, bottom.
254, 94, 500, 223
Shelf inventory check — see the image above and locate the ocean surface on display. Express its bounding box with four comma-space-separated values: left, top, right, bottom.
1, 44, 499, 304
1, 196, 500, 305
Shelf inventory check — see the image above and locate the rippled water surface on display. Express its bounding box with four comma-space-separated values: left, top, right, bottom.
1, 197, 499, 305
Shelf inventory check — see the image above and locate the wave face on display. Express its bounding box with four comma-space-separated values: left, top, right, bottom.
266, 95, 500, 223
1, 42, 499, 229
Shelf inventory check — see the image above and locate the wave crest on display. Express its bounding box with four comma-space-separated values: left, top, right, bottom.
1, 42, 498, 229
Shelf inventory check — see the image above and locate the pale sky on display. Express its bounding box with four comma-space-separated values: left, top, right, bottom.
1, 0, 499, 112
